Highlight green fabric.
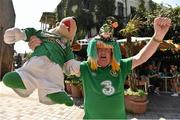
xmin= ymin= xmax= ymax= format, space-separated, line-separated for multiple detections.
xmin=99 ymin=23 xmax=114 ymax=35
xmin=2 ymin=72 xmax=26 ymax=89
xmin=120 ymin=57 xmax=133 ymax=83
xmin=23 ymin=28 xmax=74 ymax=67
xmin=79 ymin=58 xmax=132 ymax=119
xmin=23 ymin=28 xmax=43 ymax=42
xmin=113 ymin=41 xmax=122 ymax=63
xmin=87 ymin=39 xmax=98 ymax=59
xmin=47 ymin=92 xmax=74 ymax=106
xmin=147 ymin=69 xmax=159 ymax=81
xmin=87 ymin=38 xmax=122 ymax=63
xmin=139 ymin=69 xmax=149 ymax=76
xmin=99 ymin=16 xmax=118 ymax=37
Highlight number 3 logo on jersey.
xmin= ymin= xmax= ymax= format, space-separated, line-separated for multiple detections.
xmin=101 ymin=80 xmax=115 ymax=96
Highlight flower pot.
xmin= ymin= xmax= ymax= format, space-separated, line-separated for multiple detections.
xmin=176 ymin=86 xmax=180 ymax=92
xmin=125 ymin=95 xmax=149 ymax=114
xmin=81 ymin=87 xmax=84 ymax=97
xmin=65 ymin=82 xmax=71 ymax=94
xmin=127 ymin=95 xmax=147 ymax=102
xmin=71 ymin=84 xmax=82 ymax=98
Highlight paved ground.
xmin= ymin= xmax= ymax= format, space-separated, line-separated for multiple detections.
xmin=128 ymin=93 xmax=180 ymax=119
xmin=1 ymin=81 xmax=180 ymax=120
xmin=0 ymin=82 xmax=84 ymax=120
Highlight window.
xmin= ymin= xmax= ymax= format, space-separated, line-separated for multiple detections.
xmin=117 ymin=2 xmax=124 ymax=17
xmin=130 ymin=6 xmax=136 ymax=17
xmin=82 ymin=0 xmax=90 ymax=9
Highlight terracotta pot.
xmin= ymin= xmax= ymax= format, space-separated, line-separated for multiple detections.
xmin=71 ymin=84 xmax=82 ymax=98
xmin=65 ymin=82 xmax=71 ymax=94
xmin=81 ymin=88 xmax=84 ymax=97
xmin=176 ymin=86 xmax=180 ymax=92
xmin=125 ymin=95 xmax=149 ymax=114
xmin=127 ymin=95 xmax=147 ymax=102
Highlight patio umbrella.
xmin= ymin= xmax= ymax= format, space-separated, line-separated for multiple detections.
xmin=116 ymin=37 xmax=151 ymax=43
xmin=117 ymin=37 xmax=151 ymax=55
xmin=117 ymin=37 xmax=177 ymax=52
xmin=76 ymin=37 xmax=178 ymax=53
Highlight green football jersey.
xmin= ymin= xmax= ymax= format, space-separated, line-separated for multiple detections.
xmin=23 ymin=28 xmax=74 ymax=67
xmin=80 ymin=58 xmax=132 ymax=119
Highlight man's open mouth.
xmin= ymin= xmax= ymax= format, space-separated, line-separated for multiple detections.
xmin=100 ymin=56 xmax=107 ymax=59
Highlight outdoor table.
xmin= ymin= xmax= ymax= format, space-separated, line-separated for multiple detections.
xmin=160 ymin=76 xmax=174 ymax=92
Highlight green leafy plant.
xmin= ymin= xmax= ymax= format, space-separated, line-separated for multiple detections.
xmin=120 ymin=15 xmax=143 ymax=92
xmin=124 ymin=88 xmax=148 ymax=97
xmin=120 ymin=15 xmax=142 ymax=38
xmin=66 ymin=75 xmax=81 ymax=86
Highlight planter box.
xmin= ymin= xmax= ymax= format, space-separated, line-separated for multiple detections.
xmin=71 ymin=84 xmax=82 ymax=98
xmin=125 ymin=95 xmax=149 ymax=114
xmin=176 ymin=86 xmax=180 ymax=93
xmin=65 ymin=82 xmax=71 ymax=94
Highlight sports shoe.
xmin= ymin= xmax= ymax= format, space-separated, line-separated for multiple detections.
xmin=154 ymin=90 xmax=160 ymax=95
xmin=79 ymin=104 xmax=84 ymax=109
xmin=171 ymin=93 xmax=179 ymax=97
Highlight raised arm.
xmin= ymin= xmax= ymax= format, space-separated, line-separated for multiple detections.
xmin=132 ymin=17 xmax=171 ymax=69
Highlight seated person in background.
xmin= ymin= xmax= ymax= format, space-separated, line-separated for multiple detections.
xmin=147 ymin=64 xmax=161 ymax=95
xmin=139 ymin=66 xmax=149 ymax=81
xmin=170 ymin=65 xmax=179 ymax=96
xmin=139 ymin=66 xmax=150 ymax=86
xmin=161 ymin=66 xmax=170 ymax=76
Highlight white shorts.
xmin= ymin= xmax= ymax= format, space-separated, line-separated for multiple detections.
xmin=15 ymin=56 xmax=64 ymax=105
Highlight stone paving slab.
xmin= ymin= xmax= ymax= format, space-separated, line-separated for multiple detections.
xmin=0 ymin=82 xmax=84 ymax=120
xmin=127 ymin=93 xmax=180 ymax=119
xmin=1 ymin=82 xmax=180 ymax=120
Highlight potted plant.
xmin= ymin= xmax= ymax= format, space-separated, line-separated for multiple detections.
xmin=68 ymin=75 xmax=83 ymax=98
xmin=64 ymin=75 xmax=72 ymax=94
xmin=120 ymin=15 xmax=143 ymax=90
xmin=176 ymin=82 xmax=180 ymax=93
xmin=124 ymin=88 xmax=149 ymax=113
xmin=120 ymin=15 xmax=149 ymax=113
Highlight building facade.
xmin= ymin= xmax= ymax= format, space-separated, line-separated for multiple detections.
xmin=115 ymin=0 xmax=150 ymax=19
xmin=40 ymin=0 xmax=151 ymax=37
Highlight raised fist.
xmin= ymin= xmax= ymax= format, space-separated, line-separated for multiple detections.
xmin=153 ymin=17 xmax=171 ymax=40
